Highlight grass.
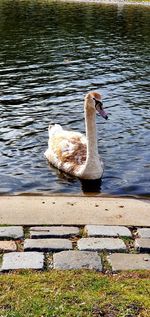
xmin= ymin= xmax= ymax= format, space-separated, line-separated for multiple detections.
xmin=0 ymin=270 xmax=150 ymax=317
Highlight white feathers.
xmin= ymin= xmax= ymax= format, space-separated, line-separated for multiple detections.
xmin=48 ymin=124 xmax=62 ymax=137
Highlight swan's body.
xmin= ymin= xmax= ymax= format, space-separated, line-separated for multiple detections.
xmin=44 ymin=92 xmax=108 ymax=180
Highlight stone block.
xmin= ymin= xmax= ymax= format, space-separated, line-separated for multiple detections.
xmin=0 ymin=252 xmax=44 ymax=271
xmin=24 ymin=238 xmax=72 ymax=252
xmin=135 ymin=238 xmax=150 ymax=253
xmin=0 ymin=226 xmax=23 ymax=239
xmin=85 ymin=225 xmax=132 ymax=237
xmin=137 ymin=228 xmax=150 ymax=238
xmin=0 ymin=241 xmax=16 ymax=252
xmin=78 ymin=238 xmax=126 ymax=252
xmin=53 ymin=251 xmax=102 ymax=271
xmin=30 ymin=226 xmax=79 ymax=238
xmin=108 ymin=253 xmax=150 ymax=271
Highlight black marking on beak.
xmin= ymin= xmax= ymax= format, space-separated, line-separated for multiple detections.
xmin=93 ymin=97 xmax=108 ymax=120
xmin=93 ymin=98 xmax=103 ymax=109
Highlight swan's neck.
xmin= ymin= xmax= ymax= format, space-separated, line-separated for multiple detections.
xmin=80 ymin=104 xmax=103 ymax=179
xmin=85 ymin=108 xmax=99 ymax=160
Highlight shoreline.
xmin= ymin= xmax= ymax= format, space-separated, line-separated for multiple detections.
xmin=60 ymin=0 xmax=150 ymax=6
xmin=0 ymin=195 xmax=150 ymax=226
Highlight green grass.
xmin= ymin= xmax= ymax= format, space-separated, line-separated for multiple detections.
xmin=0 ymin=270 xmax=150 ymax=317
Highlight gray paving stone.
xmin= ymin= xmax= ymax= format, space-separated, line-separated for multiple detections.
xmin=0 ymin=226 xmax=23 ymax=239
xmin=85 ymin=225 xmax=132 ymax=237
xmin=0 ymin=241 xmax=17 ymax=252
xmin=135 ymin=238 xmax=150 ymax=253
xmin=24 ymin=238 xmax=72 ymax=252
xmin=77 ymin=238 xmax=126 ymax=252
xmin=53 ymin=251 xmax=102 ymax=271
xmin=0 ymin=252 xmax=44 ymax=271
xmin=30 ymin=226 xmax=79 ymax=238
xmin=108 ymin=253 xmax=150 ymax=271
xmin=137 ymin=228 xmax=150 ymax=238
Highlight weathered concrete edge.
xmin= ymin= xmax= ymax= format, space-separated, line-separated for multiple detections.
xmin=60 ymin=0 xmax=150 ymax=7
xmin=0 ymin=195 xmax=150 ymax=226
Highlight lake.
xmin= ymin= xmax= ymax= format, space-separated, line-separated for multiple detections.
xmin=0 ymin=0 xmax=150 ymax=196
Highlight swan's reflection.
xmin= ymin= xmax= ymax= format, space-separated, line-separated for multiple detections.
xmin=80 ymin=178 xmax=102 ymax=193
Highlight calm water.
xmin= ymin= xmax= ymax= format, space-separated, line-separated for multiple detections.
xmin=0 ymin=0 xmax=150 ymax=196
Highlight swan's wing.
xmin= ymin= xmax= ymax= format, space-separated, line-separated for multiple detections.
xmin=45 ymin=125 xmax=87 ymax=175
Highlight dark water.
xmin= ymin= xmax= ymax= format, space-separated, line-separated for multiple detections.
xmin=0 ymin=0 xmax=150 ymax=196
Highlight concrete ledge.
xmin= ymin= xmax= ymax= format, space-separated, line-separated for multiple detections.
xmin=60 ymin=0 xmax=150 ymax=7
xmin=0 ymin=196 xmax=149 ymax=226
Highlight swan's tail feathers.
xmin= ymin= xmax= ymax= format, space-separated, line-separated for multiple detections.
xmin=48 ymin=124 xmax=54 ymax=131
xmin=44 ymin=148 xmax=49 ymax=158
xmin=48 ymin=124 xmax=63 ymax=138
xmin=48 ymin=123 xmax=62 ymax=131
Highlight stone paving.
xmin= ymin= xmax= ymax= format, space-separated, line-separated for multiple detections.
xmin=0 ymin=225 xmax=150 ymax=272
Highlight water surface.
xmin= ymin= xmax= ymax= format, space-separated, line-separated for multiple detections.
xmin=0 ymin=0 xmax=150 ymax=195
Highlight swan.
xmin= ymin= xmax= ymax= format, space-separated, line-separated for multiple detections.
xmin=44 ymin=91 xmax=108 ymax=180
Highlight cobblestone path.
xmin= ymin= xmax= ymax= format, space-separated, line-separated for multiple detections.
xmin=0 ymin=225 xmax=150 ymax=272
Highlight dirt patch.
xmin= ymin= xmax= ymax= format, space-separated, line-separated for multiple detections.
xmin=125 ymin=303 xmax=143 ymax=316
xmin=92 ymin=304 xmax=119 ymax=317
xmin=92 ymin=302 xmax=143 ymax=317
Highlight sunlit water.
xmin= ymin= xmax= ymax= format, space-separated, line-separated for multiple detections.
xmin=0 ymin=0 xmax=150 ymax=196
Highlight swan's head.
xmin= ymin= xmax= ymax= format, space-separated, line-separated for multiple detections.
xmin=85 ymin=91 xmax=108 ymax=120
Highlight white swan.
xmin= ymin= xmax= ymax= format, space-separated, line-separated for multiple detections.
xmin=44 ymin=91 xmax=108 ymax=180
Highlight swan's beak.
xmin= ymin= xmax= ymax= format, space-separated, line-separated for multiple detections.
xmin=96 ymin=101 xmax=108 ymax=120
